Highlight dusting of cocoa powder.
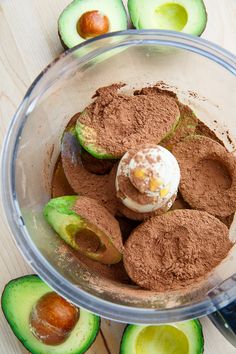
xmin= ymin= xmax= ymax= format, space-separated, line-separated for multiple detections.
xmin=78 ymin=84 xmax=180 ymax=156
xmin=50 ymin=83 xmax=236 ymax=295
xmin=72 ymin=197 xmax=123 ymax=254
xmin=61 ymin=130 xmax=117 ymax=214
xmin=123 ymin=210 xmax=232 ymax=291
xmin=51 ymin=156 xmax=75 ymax=198
xmin=173 ymin=136 xmax=236 ymax=218
xmin=196 ymin=120 xmax=224 ymax=145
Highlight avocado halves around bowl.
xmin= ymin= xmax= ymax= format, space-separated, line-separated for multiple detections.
xmin=43 ymin=196 xmax=123 ymax=264
xmin=128 ymin=0 xmax=207 ymax=36
xmin=1 ymin=275 xmax=100 ymax=354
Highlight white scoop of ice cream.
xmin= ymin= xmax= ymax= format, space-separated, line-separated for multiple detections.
xmin=116 ymin=145 xmax=180 ymax=213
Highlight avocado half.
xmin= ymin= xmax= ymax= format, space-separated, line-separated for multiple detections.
xmin=76 ymin=117 xmax=117 ymax=159
xmin=128 ymin=0 xmax=207 ymax=36
xmin=120 ymin=320 xmax=204 ymax=354
xmin=43 ymin=196 xmax=122 ymax=264
xmin=58 ymin=0 xmax=128 ymax=49
xmin=1 ymin=275 xmax=100 ymax=354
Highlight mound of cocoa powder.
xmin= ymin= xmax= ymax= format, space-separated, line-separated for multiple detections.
xmin=123 ymin=209 xmax=232 ymax=291
xmin=78 ymin=83 xmax=180 ymax=156
xmin=51 ymin=157 xmax=75 ymax=198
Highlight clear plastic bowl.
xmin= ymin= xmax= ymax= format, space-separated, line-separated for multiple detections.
xmin=2 ymin=30 xmax=236 ymax=324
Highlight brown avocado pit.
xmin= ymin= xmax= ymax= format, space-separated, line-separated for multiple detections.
xmin=30 ymin=292 xmax=79 ymax=345
xmin=77 ymin=11 xmax=110 ymax=39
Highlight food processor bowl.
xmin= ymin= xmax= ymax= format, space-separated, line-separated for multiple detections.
xmin=2 ymin=31 xmax=236 ymax=334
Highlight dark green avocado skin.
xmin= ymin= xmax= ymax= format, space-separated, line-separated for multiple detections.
xmin=1 ymin=274 xmax=101 ymax=354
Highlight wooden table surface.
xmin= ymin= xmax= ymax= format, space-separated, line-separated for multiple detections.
xmin=1 ymin=0 xmax=236 ymax=353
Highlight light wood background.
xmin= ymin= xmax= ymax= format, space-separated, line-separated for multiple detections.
xmin=1 ymin=0 xmax=236 ymax=353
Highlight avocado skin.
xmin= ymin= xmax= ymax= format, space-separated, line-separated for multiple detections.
xmin=58 ymin=29 xmax=68 ymax=50
xmin=1 ymin=275 xmax=100 ymax=354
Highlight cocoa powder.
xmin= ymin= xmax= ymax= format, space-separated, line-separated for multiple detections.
xmin=196 ymin=120 xmax=224 ymax=145
xmin=173 ymin=136 xmax=236 ymax=218
xmin=61 ymin=130 xmax=118 ymax=215
xmin=51 ymin=157 xmax=75 ymax=198
xmin=72 ymin=196 xmax=123 ymax=253
xmin=123 ymin=210 xmax=232 ymax=291
xmin=50 ymin=83 xmax=236 ymax=294
xmin=78 ymin=84 xmax=180 ymax=156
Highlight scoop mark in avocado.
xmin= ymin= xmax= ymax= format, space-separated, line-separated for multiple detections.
xmin=128 ymin=0 xmax=207 ymax=36
xmin=120 ymin=320 xmax=204 ymax=354
xmin=43 ymin=196 xmax=122 ymax=264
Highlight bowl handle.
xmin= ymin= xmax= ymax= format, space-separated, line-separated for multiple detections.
xmin=208 ymin=275 xmax=236 ymax=347
xmin=208 ymin=302 xmax=236 ymax=347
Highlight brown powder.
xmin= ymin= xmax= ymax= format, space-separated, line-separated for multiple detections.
xmin=78 ymin=83 xmax=180 ymax=156
xmin=173 ymin=136 xmax=236 ymax=218
xmin=51 ymin=156 xmax=75 ymax=198
xmin=68 ymin=248 xmax=131 ymax=284
xmin=75 ymin=229 xmax=101 ymax=253
xmin=161 ymin=103 xmax=198 ymax=150
xmin=72 ymin=197 xmax=123 ymax=253
xmin=61 ymin=130 xmax=117 ymax=215
xmin=81 ymin=148 xmax=115 ymax=175
xmin=196 ymin=120 xmax=224 ymax=145
xmin=123 ymin=209 xmax=232 ymax=291
xmin=50 ymin=83 xmax=236 ymax=294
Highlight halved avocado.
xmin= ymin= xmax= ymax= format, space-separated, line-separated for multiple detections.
xmin=120 ymin=320 xmax=204 ymax=354
xmin=1 ymin=275 xmax=100 ymax=354
xmin=76 ymin=117 xmax=117 ymax=159
xmin=128 ymin=0 xmax=207 ymax=36
xmin=58 ymin=0 xmax=128 ymax=49
xmin=161 ymin=102 xmax=198 ymax=151
xmin=43 ymin=196 xmax=122 ymax=264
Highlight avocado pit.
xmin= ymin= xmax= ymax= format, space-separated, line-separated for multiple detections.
xmin=30 ymin=292 xmax=79 ymax=345
xmin=77 ymin=11 xmax=109 ymax=39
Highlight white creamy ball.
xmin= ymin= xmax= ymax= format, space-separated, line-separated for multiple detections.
xmin=116 ymin=145 xmax=180 ymax=213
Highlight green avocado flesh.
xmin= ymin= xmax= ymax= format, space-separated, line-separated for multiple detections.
xmin=1 ymin=275 xmax=100 ymax=354
xmin=120 ymin=320 xmax=204 ymax=354
xmin=161 ymin=105 xmax=198 ymax=150
xmin=44 ymin=196 xmax=122 ymax=264
xmin=128 ymin=0 xmax=207 ymax=36
xmin=58 ymin=0 xmax=128 ymax=49
xmin=76 ymin=119 xmax=117 ymax=159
